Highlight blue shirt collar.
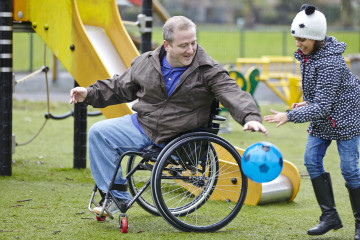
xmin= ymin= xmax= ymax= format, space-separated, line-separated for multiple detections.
xmin=162 ymin=55 xmax=187 ymax=71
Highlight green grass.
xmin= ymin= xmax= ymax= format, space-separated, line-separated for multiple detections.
xmin=0 ymin=100 xmax=356 ymax=239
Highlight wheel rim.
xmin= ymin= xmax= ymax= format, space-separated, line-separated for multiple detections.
xmin=151 ymin=133 xmax=248 ymax=232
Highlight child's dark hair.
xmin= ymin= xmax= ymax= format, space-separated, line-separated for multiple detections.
xmin=314 ymin=40 xmax=325 ymax=52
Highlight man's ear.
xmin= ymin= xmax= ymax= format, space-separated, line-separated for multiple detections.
xmin=164 ymin=40 xmax=169 ymax=51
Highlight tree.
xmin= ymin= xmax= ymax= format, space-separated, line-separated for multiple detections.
xmin=341 ymin=0 xmax=354 ymax=28
xmin=244 ymin=0 xmax=261 ymax=28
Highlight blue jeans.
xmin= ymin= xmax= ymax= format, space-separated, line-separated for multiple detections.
xmin=88 ymin=115 xmax=154 ymax=200
xmin=304 ymin=134 xmax=360 ymax=189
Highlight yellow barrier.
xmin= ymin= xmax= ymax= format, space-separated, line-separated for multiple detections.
xmin=236 ymin=56 xmax=302 ymax=108
xmin=236 ymin=56 xmax=351 ymax=108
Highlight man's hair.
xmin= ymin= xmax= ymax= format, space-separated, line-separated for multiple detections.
xmin=163 ymin=16 xmax=196 ymax=44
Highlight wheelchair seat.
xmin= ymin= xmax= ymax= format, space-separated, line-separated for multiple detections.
xmin=141 ymin=145 xmax=163 ymax=162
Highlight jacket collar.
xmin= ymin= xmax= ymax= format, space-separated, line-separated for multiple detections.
xmin=294 ymin=36 xmax=346 ymax=61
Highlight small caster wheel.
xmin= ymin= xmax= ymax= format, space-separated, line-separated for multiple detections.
xmin=96 ymin=216 xmax=106 ymax=221
xmin=119 ymin=214 xmax=128 ymax=233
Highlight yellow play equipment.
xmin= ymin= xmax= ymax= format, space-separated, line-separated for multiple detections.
xmin=13 ymin=0 xmax=138 ymax=119
xmin=236 ymin=56 xmax=351 ymax=108
xmin=12 ymin=0 xmax=301 ymax=206
xmin=177 ymin=144 xmax=300 ymax=206
xmin=215 ymin=146 xmax=300 ymax=206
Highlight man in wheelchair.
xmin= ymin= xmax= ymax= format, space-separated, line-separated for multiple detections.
xmin=70 ymin=16 xmax=268 ymax=217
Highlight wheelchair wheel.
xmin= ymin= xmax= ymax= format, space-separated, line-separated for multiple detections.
xmin=151 ymin=132 xmax=248 ymax=232
xmin=127 ymin=155 xmax=159 ymax=216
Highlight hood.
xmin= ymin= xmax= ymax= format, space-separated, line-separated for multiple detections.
xmin=294 ymin=36 xmax=346 ymax=61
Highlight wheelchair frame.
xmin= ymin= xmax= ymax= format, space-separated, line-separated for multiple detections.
xmin=88 ymin=99 xmax=248 ymax=233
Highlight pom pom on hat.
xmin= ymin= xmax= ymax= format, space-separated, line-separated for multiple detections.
xmin=304 ymin=5 xmax=315 ymax=15
xmin=291 ymin=5 xmax=327 ymax=41
xmin=300 ymin=4 xmax=315 ymax=14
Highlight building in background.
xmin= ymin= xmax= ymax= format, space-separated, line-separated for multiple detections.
xmin=119 ymin=0 xmax=358 ymax=28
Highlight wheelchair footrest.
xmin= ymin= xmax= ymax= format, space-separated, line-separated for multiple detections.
xmin=112 ymin=184 xmax=128 ymax=191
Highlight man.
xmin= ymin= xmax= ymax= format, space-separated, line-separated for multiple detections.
xmin=70 ymin=16 xmax=267 ymax=216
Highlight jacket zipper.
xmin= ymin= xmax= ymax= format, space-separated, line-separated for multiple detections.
xmin=327 ymin=116 xmax=336 ymax=127
xmin=298 ymin=51 xmax=335 ymax=128
xmin=298 ymin=50 xmax=310 ymax=79
xmin=153 ymin=75 xmax=168 ymax=141
xmin=154 ymin=66 xmax=199 ymax=142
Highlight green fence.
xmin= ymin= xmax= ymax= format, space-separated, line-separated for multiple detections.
xmin=150 ymin=26 xmax=360 ymax=64
xmin=13 ymin=26 xmax=360 ymax=71
xmin=196 ymin=27 xmax=360 ymax=64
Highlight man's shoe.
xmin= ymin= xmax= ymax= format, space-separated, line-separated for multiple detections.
xmin=93 ymin=198 xmax=127 ymax=216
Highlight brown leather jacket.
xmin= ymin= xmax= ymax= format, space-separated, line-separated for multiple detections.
xmin=85 ymin=44 xmax=261 ymax=144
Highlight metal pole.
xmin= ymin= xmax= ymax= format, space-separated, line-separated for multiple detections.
xmin=282 ymin=30 xmax=287 ymax=56
xmin=73 ymin=81 xmax=87 ymax=169
xmin=240 ymin=29 xmax=245 ymax=58
xmin=29 ymin=33 xmax=33 ymax=72
xmin=0 ymin=0 xmax=13 ymax=176
xmin=140 ymin=0 xmax=153 ymax=53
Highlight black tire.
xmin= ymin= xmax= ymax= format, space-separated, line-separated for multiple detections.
xmin=127 ymin=155 xmax=159 ymax=216
xmin=151 ymin=132 xmax=248 ymax=232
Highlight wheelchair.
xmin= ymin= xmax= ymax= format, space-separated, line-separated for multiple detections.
xmin=88 ymin=99 xmax=248 ymax=233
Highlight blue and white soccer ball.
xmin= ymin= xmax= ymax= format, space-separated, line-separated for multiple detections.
xmin=241 ymin=142 xmax=283 ymax=183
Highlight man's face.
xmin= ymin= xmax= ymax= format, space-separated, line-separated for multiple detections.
xmin=164 ymin=28 xmax=197 ymax=68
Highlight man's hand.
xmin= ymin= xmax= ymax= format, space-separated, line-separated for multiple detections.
xmin=70 ymin=87 xmax=88 ymax=104
xmin=243 ymin=121 xmax=268 ymax=136
xmin=263 ymin=109 xmax=288 ymax=128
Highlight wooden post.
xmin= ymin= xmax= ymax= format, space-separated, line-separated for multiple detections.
xmin=140 ymin=0 xmax=152 ymax=53
xmin=73 ymin=81 xmax=87 ymax=169
xmin=0 ymin=0 xmax=13 ymax=176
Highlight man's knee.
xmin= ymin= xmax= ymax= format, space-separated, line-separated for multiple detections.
xmin=88 ymin=123 xmax=100 ymax=141
xmin=88 ymin=120 xmax=112 ymax=147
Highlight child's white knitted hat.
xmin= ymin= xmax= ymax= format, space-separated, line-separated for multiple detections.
xmin=291 ymin=5 xmax=327 ymax=41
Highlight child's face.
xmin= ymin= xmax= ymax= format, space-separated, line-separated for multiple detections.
xmin=295 ymin=37 xmax=316 ymax=55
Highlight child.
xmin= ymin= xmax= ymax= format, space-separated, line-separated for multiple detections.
xmin=264 ymin=5 xmax=360 ymax=239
